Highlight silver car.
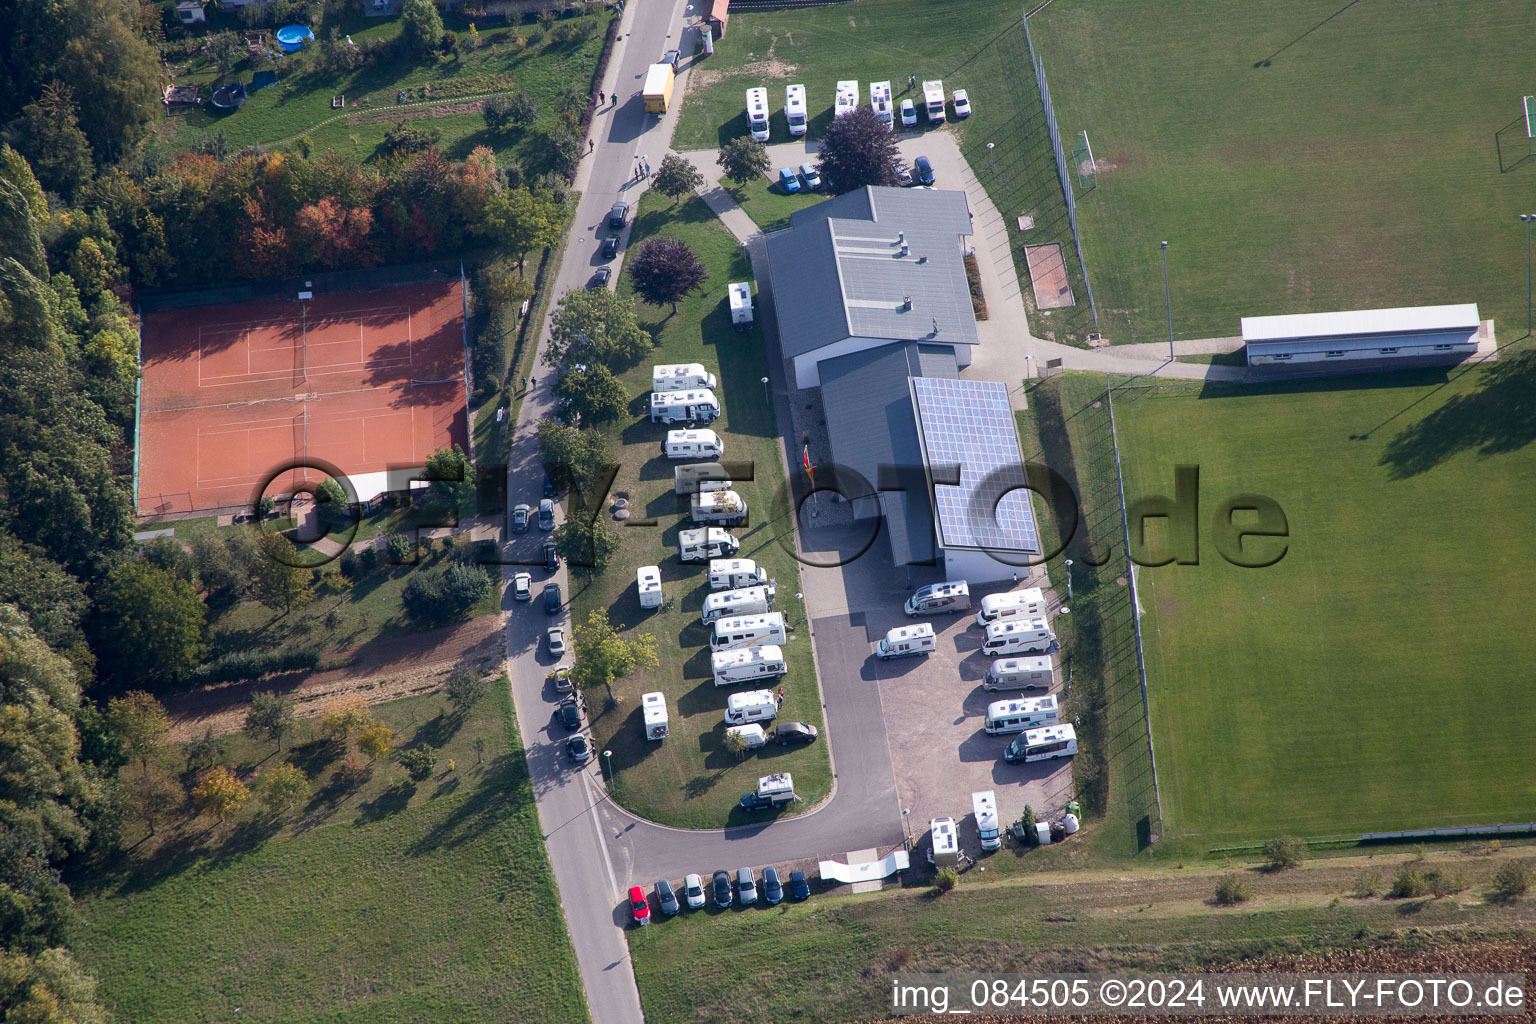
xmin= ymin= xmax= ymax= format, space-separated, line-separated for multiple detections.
xmin=736 ymin=866 xmax=757 ymax=906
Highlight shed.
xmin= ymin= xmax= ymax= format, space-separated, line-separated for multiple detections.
xmin=176 ymin=1 xmax=206 ymax=24
xmin=705 ymin=0 xmax=729 ymax=38
xmin=1242 ymin=304 xmax=1481 ymax=367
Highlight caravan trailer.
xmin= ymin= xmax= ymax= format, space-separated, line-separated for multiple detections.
xmin=983 ymin=695 xmax=1060 ymax=735
xmin=662 ymin=429 xmax=724 ymax=460
xmin=709 ymin=558 xmax=768 ymax=590
xmin=785 ymin=84 xmax=808 ymax=136
xmin=981 ymin=617 xmax=1056 ymax=656
xmin=972 ymin=791 xmax=1002 ymax=852
xmin=729 ymin=282 xmax=753 ymax=324
xmin=652 ymin=363 xmax=717 ymax=393
xmin=1003 ymin=723 xmax=1078 ymax=764
xmin=834 ymin=80 xmax=859 ymax=118
xmin=975 ymin=588 xmax=1047 ymax=626
xmin=746 ymin=87 xmax=770 ymax=141
xmin=678 ymin=527 xmax=739 ymax=562
xmin=904 ymin=580 xmax=970 ymax=616
xmin=928 ymin=816 xmax=959 ymax=867
xmin=636 ymin=565 xmax=662 ymax=609
xmin=641 ymin=691 xmax=669 ymax=741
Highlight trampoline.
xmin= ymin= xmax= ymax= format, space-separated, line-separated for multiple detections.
xmin=210 ymin=83 xmax=247 ymax=111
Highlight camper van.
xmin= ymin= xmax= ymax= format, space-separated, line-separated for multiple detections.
xmin=834 ymin=80 xmax=859 ymax=118
xmin=739 ymin=772 xmax=796 ymax=810
xmin=641 ymin=691 xmax=668 ymax=741
xmin=1004 ymin=723 xmax=1078 ymax=764
xmin=652 ymin=363 xmax=717 ymax=393
xmin=725 ymin=723 xmax=767 ymax=751
xmin=729 ymin=282 xmax=753 ymax=324
xmin=976 ymin=588 xmax=1047 ymax=626
xmin=712 ymin=645 xmax=786 ymax=686
xmin=904 ymin=580 xmax=971 ymax=616
xmin=922 ymin=79 xmax=946 ymax=122
xmin=701 ymin=584 xmax=776 ymax=624
xmin=678 ymin=527 xmax=739 ymax=563
xmin=724 ymin=688 xmax=779 ymax=726
xmin=746 ymin=87 xmax=770 ymax=141
xmin=636 ymin=565 xmax=662 ymax=609
xmin=785 ymin=84 xmax=808 ymax=136
xmin=928 ymin=816 xmax=959 ymax=867
xmin=984 ymin=655 xmax=1054 ymax=693
xmin=689 ymin=489 xmax=747 ymax=526
xmin=870 ymin=80 xmax=893 ymax=129
xmin=710 ymin=612 xmax=788 ymax=652
xmin=650 ymin=389 xmax=721 ymax=425
xmin=662 ymin=429 xmax=724 ymax=460
xmin=983 ymin=695 xmax=1060 ymax=735
xmin=981 ymin=617 xmax=1057 ymax=657
xmin=674 ymin=462 xmax=731 ymax=495
xmin=972 ymin=791 xmax=1002 ymax=852
xmin=709 ymin=558 xmax=768 ymax=591
xmin=875 ymin=622 xmax=936 ymax=660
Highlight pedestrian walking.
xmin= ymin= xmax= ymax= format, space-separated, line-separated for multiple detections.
xmin=521 ymin=376 xmax=528 ymax=391
xmin=644 ymin=160 xmax=651 ymax=177
xmin=908 ymin=73 xmax=916 ymax=90
xmin=529 ymin=375 xmax=537 ymax=388
xmin=599 ymin=90 xmax=606 ymax=104
xmin=589 ymin=139 xmax=595 ymax=153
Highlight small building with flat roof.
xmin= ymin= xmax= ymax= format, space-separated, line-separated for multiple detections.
xmin=1242 ymin=304 xmax=1481 ymax=367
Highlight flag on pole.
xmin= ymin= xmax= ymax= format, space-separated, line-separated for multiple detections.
xmin=801 ymin=445 xmax=814 ymax=484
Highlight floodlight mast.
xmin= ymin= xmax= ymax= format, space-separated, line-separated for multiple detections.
xmin=1160 ymin=241 xmax=1173 ymax=360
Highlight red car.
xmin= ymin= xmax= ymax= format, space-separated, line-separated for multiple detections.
xmin=628 ymin=885 xmax=651 ymax=924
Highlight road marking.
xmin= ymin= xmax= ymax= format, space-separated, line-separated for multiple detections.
xmin=581 ymin=769 xmax=623 ymax=904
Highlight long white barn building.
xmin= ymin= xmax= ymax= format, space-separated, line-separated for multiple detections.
xmin=1242 ymin=304 xmax=1481 ymax=367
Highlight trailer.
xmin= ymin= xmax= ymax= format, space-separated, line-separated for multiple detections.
xmin=729 ymin=282 xmax=753 ymax=324
xmin=641 ymin=691 xmax=669 ymax=740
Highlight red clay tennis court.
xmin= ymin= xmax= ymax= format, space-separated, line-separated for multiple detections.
xmin=137 ymin=280 xmax=468 ymax=516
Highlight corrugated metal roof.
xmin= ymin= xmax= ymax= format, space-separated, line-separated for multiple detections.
xmin=1241 ymin=304 xmax=1479 ymax=343
xmin=1247 ymin=329 xmax=1478 ymax=356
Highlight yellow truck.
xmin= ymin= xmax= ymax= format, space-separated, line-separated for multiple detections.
xmin=642 ymin=62 xmax=675 ymax=113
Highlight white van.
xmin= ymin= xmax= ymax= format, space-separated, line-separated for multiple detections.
xmin=976 ymin=587 xmax=1047 ymax=626
xmin=981 ymin=617 xmax=1056 ymax=657
xmin=674 ymin=462 xmax=730 ymax=494
xmin=1004 ymin=723 xmax=1078 ymax=764
xmin=690 ymin=489 xmax=747 ymax=526
xmin=712 ymin=645 xmax=786 ymax=686
xmin=709 ymin=558 xmax=768 ymax=591
xmin=662 ymin=429 xmax=724 ymax=460
xmin=653 ymin=362 xmax=717 ymax=393
xmin=922 ymin=79 xmax=946 ymax=122
xmin=710 ymin=612 xmax=788 ymax=652
xmin=785 ymin=83 xmax=808 ymax=136
xmin=984 ymin=655 xmax=1054 ymax=693
xmin=875 ymin=622 xmax=935 ymax=660
xmin=701 ymin=584 xmax=775 ymax=624
xmin=904 ymin=580 xmax=970 ymax=616
xmin=637 ymin=565 xmax=662 ymax=609
xmin=746 ymin=87 xmax=770 ymax=141
xmin=650 ymin=389 xmax=720 ymax=425
xmin=870 ymin=80 xmax=893 ymax=129
xmin=834 ymin=80 xmax=859 ymax=118
xmin=972 ymin=790 xmax=1002 ymax=852
xmin=928 ymin=816 xmax=959 ymax=868
xmin=724 ymin=688 xmax=779 ymax=726
xmin=984 ymin=695 xmax=1059 ymax=735
xmin=641 ymin=691 xmax=668 ymax=741
xmin=725 ymin=723 xmax=767 ymax=751
xmin=678 ymin=527 xmax=739 ymax=562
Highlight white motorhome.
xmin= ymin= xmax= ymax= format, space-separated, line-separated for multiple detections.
xmin=928 ymin=816 xmax=959 ymax=867
xmin=712 ymin=645 xmax=786 ymax=686
xmin=709 ymin=558 xmax=768 ymax=591
xmin=741 ymin=771 xmax=796 ymax=809
xmin=984 ymin=695 xmax=1060 ymax=735
xmin=675 ymin=463 xmax=731 ymax=495
xmin=724 ymin=688 xmax=779 ymax=725
xmin=875 ymin=622 xmax=936 ymax=660
xmin=701 ymin=584 xmax=776 ymax=624
xmin=729 ymin=281 xmax=753 ymax=324
xmin=652 ymin=362 xmax=717 ymax=393
xmin=984 ymin=655 xmax=1054 ymax=693
xmin=650 ymin=389 xmax=720 ymax=425
xmin=746 ymin=87 xmax=770 ymax=141
xmin=904 ymin=580 xmax=970 ymax=616
xmin=690 ymin=489 xmax=747 ymax=526
xmin=976 ymin=587 xmax=1047 ymax=626
xmin=972 ymin=790 xmax=1002 ymax=852
xmin=710 ymin=612 xmax=788 ymax=652
xmin=922 ymin=79 xmax=946 ymax=122
xmin=834 ymin=80 xmax=859 ymax=118
xmin=1004 ymin=723 xmax=1078 ymax=764
xmin=785 ymin=83 xmax=808 ymax=136
xmin=641 ymin=691 xmax=669 ymax=740
xmin=870 ymin=80 xmax=893 ymax=129
xmin=637 ymin=565 xmax=662 ymax=609
xmin=725 ymin=723 xmax=767 ymax=751
xmin=981 ymin=617 xmax=1056 ymax=656
xmin=662 ymin=429 xmax=724 ymax=460
xmin=678 ymin=527 xmax=739 ymax=562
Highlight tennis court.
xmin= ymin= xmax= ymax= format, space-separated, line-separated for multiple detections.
xmin=137 ymin=280 xmax=468 ymax=515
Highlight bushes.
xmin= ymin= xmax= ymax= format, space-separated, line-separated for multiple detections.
xmin=188 ymin=647 xmax=322 ymax=685
xmin=1262 ymin=836 xmax=1306 ymax=871
xmin=401 ymin=562 xmax=493 ymax=623
xmin=1388 ymin=866 xmax=1429 ymax=899
xmin=1492 ymin=859 xmax=1532 ymax=901
xmin=932 ymin=867 xmax=957 ymax=894
xmin=1213 ymin=874 xmax=1251 ymax=905
xmin=398 ymin=745 xmax=438 ymax=781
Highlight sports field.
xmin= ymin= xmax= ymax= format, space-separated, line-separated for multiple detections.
xmin=138 ymin=280 xmax=468 ymax=515
xmin=1030 ymin=0 xmax=1536 ymax=343
xmin=1114 ymin=354 xmax=1536 ymax=842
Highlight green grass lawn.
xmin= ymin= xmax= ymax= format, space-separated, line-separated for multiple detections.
xmin=722 ymin=179 xmax=824 ymax=233
xmin=1114 ymin=353 xmax=1536 ymax=843
xmin=563 ymin=192 xmax=830 ymax=828
xmin=74 ymin=685 xmax=588 ymax=1024
xmin=1030 ymin=0 xmax=1536 ymax=344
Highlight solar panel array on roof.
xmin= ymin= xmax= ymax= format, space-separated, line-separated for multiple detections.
xmin=911 ymin=377 xmax=1039 ymax=554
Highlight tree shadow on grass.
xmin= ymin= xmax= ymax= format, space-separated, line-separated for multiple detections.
xmin=406 ymin=754 xmax=517 ymax=855
xmin=355 ymin=779 xmax=417 ymax=824
xmin=1378 ymin=351 xmax=1536 ymax=479
xmin=409 ymin=711 xmax=464 ymax=750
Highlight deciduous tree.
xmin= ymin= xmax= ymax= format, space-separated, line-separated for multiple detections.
xmin=244 ymin=691 xmax=295 ymax=752
xmin=6 ymin=84 xmax=93 ymax=199
xmin=628 ymin=237 xmax=707 ymax=313
xmin=192 ymin=765 xmax=250 ymax=822
xmin=319 ymin=697 xmax=370 ymax=746
xmin=535 ymin=421 xmax=612 ymax=499
xmin=815 ymin=105 xmax=900 ymax=193
xmin=717 ymin=136 xmax=770 ymax=185
xmin=652 ymin=154 xmax=703 ymax=204
xmin=0 ymin=947 xmax=107 ymax=1024
xmin=553 ymin=363 xmax=627 ymax=426
xmin=91 ymin=560 xmax=208 ymax=689
xmin=250 ymin=533 xmax=314 ymax=614
xmin=359 ymin=721 xmax=396 ymax=763
xmin=570 ymin=609 xmax=658 ymax=702
xmin=444 ymin=668 xmax=490 ymax=717
xmin=478 ymin=186 xmax=565 ymax=274
xmin=400 ymin=0 xmax=445 ymax=56
xmin=553 ymin=515 xmax=619 ymax=575
xmin=256 ymin=761 xmax=309 ymax=814
xmin=106 ymin=690 xmax=170 ymax=777
xmin=544 ymin=288 xmax=651 ymax=370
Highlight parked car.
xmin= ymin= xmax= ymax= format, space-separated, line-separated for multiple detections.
xmin=952 ymin=89 xmax=971 ymax=119
xmin=736 ymin=866 xmax=757 ymax=906
xmin=628 ymin=885 xmax=650 ymax=924
xmin=538 ymin=497 xmax=556 ymax=531
xmin=543 ymin=474 xmax=558 ymax=498
xmin=601 ymin=234 xmax=619 ymax=259
xmin=549 ymin=666 xmax=573 ymax=694
xmin=557 ymin=697 xmax=583 ymax=731
xmin=788 ymin=869 xmax=810 ymax=900
xmin=512 ymin=572 xmax=532 ymax=602
xmin=609 ymin=201 xmax=630 ymax=228
xmin=798 ymin=162 xmax=822 ymax=191
xmin=654 ymin=878 xmax=680 ymax=916
xmin=512 ymin=503 xmax=531 ymax=532
xmin=544 ymin=582 xmax=561 ymax=614
xmin=893 ymin=160 xmax=913 ymax=186
xmin=900 ymin=98 xmax=917 ymax=127
xmin=914 ymin=155 xmax=935 ymax=185
xmin=546 ymin=625 xmax=566 ymax=656
xmin=773 ymin=722 xmax=819 ymax=745
xmin=712 ymin=869 xmax=732 ymax=908
xmin=661 ymin=48 xmax=680 ymax=69
xmin=778 ymin=167 xmax=801 ymax=194
xmin=566 ymin=732 xmax=592 ymax=765
xmin=543 ymin=538 xmax=559 ymax=571
xmin=588 ymin=267 xmax=611 ymax=289
xmin=762 ymin=866 xmax=783 ymax=905
xmin=683 ymin=873 xmax=706 ymax=909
